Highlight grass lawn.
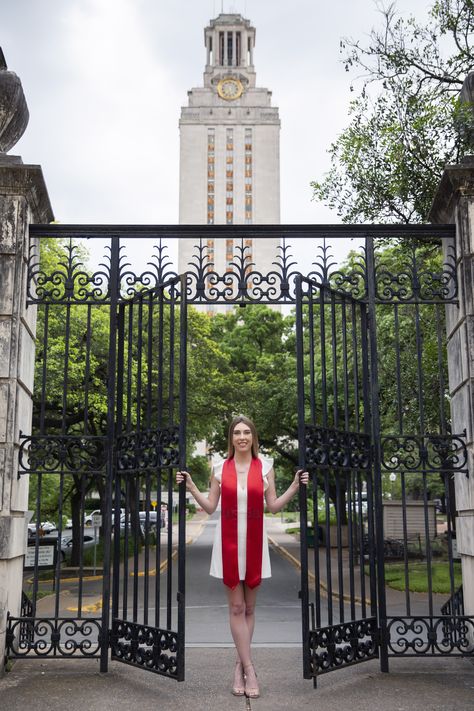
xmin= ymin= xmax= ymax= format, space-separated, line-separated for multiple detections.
xmin=385 ymin=561 xmax=462 ymax=594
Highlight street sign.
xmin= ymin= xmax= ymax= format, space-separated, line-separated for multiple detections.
xmin=91 ymin=514 xmax=102 ymax=528
xmin=151 ymin=500 xmax=157 ymax=510
xmin=25 ymin=545 xmax=55 ymax=569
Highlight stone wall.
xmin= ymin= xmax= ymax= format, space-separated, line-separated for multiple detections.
xmin=430 ymin=156 xmax=474 ymax=616
xmin=0 ymin=158 xmax=53 ymax=673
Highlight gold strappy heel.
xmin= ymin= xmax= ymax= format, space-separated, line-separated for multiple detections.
xmin=243 ymin=663 xmax=260 ymax=699
xmin=232 ymin=661 xmax=245 ymax=696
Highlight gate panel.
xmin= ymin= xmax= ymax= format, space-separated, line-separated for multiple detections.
xmin=110 ymin=276 xmax=187 ymax=680
xmin=364 ymin=238 xmax=473 ymax=659
xmin=296 ymin=275 xmax=378 ymax=684
xmin=6 ymin=240 xmax=111 ymax=662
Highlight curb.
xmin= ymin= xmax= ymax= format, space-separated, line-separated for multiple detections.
xmin=268 ymin=534 xmax=371 ymax=607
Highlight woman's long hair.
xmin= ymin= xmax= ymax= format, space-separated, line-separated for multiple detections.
xmin=227 ymin=415 xmax=259 ymax=459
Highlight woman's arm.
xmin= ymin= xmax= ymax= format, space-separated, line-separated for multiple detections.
xmin=176 ymin=470 xmax=221 ymax=515
xmin=264 ymin=468 xmax=309 ymax=514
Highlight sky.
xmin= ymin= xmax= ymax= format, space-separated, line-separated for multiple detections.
xmin=2 ymin=0 xmax=433 ymax=269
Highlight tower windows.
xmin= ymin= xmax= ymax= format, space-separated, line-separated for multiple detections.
xmin=244 ymin=128 xmax=253 ymax=224
xmin=219 ymin=32 xmax=224 ymax=65
xmin=207 ymin=128 xmax=215 ymax=224
xmin=226 ymin=128 xmax=234 ymax=224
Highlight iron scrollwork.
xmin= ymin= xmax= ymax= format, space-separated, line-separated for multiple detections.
xmin=19 ymin=434 xmax=108 ymax=475
xmin=387 ymin=616 xmax=474 ymax=656
xmin=6 ymin=616 xmax=102 ymax=658
xmin=111 ymin=620 xmax=179 ymax=677
xmin=310 ymin=618 xmax=378 ymax=675
xmin=27 ymin=228 xmax=458 ymax=306
xmin=116 ymin=426 xmax=180 ymax=472
xmin=28 ymin=240 xmax=110 ymax=303
xmin=305 ymin=425 xmax=371 ymax=470
xmin=373 ymin=240 xmax=457 ymax=302
xmin=381 ymin=434 xmax=468 ymax=473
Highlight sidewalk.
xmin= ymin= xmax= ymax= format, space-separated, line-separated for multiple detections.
xmin=2 ymin=649 xmax=473 ymax=710
xmin=266 ymin=517 xmax=448 ymax=615
xmin=2 ymin=513 xmax=472 ymax=709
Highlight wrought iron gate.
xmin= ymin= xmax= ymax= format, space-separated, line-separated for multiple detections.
xmin=5 ymin=234 xmax=187 ymax=680
xmin=296 ymin=274 xmax=379 ymax=684
xmin=295 ymin=234 xmax=472 ymax=685
xmin=6 ymin=223 xmax=471 ymax=685
xmin=109 ymin=277 xmax=187 ymax=679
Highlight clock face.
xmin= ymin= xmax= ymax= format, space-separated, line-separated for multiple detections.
xmin=217 ymin=78 xmax=243 ymax=101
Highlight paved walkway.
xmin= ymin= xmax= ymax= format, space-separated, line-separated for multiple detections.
xmin=2 ymin=512 xmax=473 ymax=709
xmin=265 ymin=517 xmax=448 ymax=616
xmin=2 ymin=650 xmax=473 ymax=710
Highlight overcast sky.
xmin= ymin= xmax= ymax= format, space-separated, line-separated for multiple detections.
xmin=2 ymin=0 xmax=433 ymax=267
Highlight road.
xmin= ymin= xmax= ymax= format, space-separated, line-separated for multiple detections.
xmin=184 ymin=512 xmax=303 ymax=645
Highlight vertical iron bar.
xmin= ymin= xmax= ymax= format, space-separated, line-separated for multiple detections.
xmin=112 ymin=304 xmax=125 ymax=626
xmin=177 ymin=274 xmax=188 ymax=681
xmin=365 ymin=236 xmax=388 ymax=672
xmin=100 ymin=235 xmax=120 ymax=673
xmin=295 ymin=275 xmax=311 ymax=680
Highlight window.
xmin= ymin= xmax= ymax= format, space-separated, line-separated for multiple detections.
xmin=207 ymin=128 xmax=215 ymax=224
xmin=225 ymin=128 xmax=234 ymax=224
xmin=236 ymin=32 xmax=241 ymax=66
xmin=219 ymin=32 xmax=224 ymax=65
xmin=243 ymin=129 xmax=252 ymax=224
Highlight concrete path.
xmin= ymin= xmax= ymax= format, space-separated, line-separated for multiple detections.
xmin=2 ymin=650 xmax=473 ymax=710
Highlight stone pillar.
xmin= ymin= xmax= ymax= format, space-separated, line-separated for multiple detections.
xmin=430 ymin=156 xmax=474 ymax=616
xmin=0 ymin=158 xmax=53 ymax=673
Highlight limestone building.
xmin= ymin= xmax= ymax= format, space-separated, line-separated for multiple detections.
xmin=178 ymin=13 xmax=280 ymax=282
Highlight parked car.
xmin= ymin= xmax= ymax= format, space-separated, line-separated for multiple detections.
xmin=60 ymin=534 xmax=97 ymax=561
xmin=27 ymin=521 xmax=57 ymax=537
xmin=84 ymin=508 xmax=125 ymax=526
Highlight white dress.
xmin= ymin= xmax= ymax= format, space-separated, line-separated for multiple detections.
xmin=209 ymin=454 xmax=273 ymax=581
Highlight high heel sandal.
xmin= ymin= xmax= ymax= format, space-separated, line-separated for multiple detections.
xmin=232 ymin=661 xmax=245 ymax=696
xmin=243 ymin=663 xmax=260 ymax=699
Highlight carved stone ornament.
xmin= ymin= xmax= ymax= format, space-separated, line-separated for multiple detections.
xmin=0 ymin=47 xmax=29 ymax=153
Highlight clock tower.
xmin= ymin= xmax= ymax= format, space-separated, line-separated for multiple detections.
xmin=178 ymin=13 xmax=281 ymax=284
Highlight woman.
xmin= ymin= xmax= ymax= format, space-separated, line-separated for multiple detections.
xmin=176 ymin=415 xmax=309 ymax=699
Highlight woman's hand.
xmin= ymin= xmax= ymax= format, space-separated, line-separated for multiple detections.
xmin=294 ymin=469 xmax=309 ymax=487
xmin=176 ymin=470 xmax=194 ymax=490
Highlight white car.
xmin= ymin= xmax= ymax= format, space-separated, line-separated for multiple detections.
xmin=27 ymin=521 xmax=57 ymax=537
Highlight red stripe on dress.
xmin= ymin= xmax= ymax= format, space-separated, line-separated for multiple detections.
xmin=221 ymin=457 xmax=263 ymax=589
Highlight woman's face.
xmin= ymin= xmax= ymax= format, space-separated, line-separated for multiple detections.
xmin=232 ymin=422 xmax=253 ymax=455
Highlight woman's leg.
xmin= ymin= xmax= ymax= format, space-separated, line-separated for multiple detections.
xmin=226 ymin=583 xmax=260 ymax=695
xmin=226 ymin=582 xmax=252 ymax=667
xmin=243 ymin=583 xmax=258 ymax=643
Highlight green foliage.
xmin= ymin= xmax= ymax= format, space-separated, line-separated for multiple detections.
xmin=385 ymin=560 xmax=462 ymax=593
xmin=312 ymin=1 xmax=474 ymax=223
xmin=206 ymin=305 xmax=299 ymax=494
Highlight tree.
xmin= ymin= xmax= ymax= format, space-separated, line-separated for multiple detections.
xmin=206 ymin=305 xmax=300 ymax=494
xmin=312 ymin=0 xmax=474 ymax=223
xmin=29 ymin=239 xmax=230 ymax=558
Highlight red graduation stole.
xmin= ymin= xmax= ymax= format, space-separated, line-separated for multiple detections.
xmin=221 ymin=457 xmax=264 ymax=589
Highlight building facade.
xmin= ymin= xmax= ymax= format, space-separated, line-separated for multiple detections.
xmin=178 ymin=13 xmax=280 ymax=282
